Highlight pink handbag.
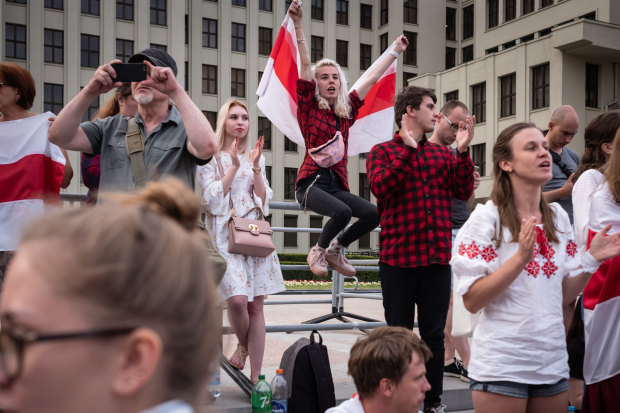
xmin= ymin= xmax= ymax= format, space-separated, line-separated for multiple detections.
xmin=216 ymin=156 xmax=275 ymax=258
xmin=308 ymin=131 xmax=345 ymax=168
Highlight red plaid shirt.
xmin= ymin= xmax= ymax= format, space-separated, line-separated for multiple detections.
xmin=366 ymin=132 xmax=474 ymax=267
xmin=295 ymin=79 xmax=364 ymax=191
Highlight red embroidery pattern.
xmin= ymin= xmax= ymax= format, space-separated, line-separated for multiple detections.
xmin=458 ymin=241 xmax=497 ymax=263
xmin=521 ymin=228 xmax=559 ymax=278
xmin=542 ymin=260 xmax=558 ymax=279
xmin=566 ymin=240 xmax=577 ymax=258
xmin=526 ymin=260 xmax=540 ymax=277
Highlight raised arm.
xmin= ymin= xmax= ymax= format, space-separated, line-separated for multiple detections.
xmin=354 ymin=35 xmax=408 ymax=100
xmin=288 ymin=0 xmax=311 ymax=81
xmin=49 ymin=60 xmax=122 ymax=153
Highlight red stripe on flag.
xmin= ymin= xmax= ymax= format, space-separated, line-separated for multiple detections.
xmin=0 ymin=154 xmax=64 ymax=203
xmin=357 ymin=72 xmax=396 ymax=120
xmin=271 ymin=25 xmax=298 ymax=103
xmin=584 ymin=229 xmax=620 ymax=310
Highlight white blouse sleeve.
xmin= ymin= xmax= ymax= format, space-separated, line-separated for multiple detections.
xmin=572 ymin=170 xmax=604 ymax=251
xmin=548 ymin=203 xmax=582 ymax=279
xmin=196 ymin=158 xmax=230 ymax=216
xmin=451 ymin=201 xmax=502 ymax=296
xmin=252 ymin=155 xmax=274 ymax=216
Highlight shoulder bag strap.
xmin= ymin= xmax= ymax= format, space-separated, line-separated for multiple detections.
xmin=334 ymin=113 xmax=340 ymax=132
xmin=125 ymin=119 xmax=148 ymax=188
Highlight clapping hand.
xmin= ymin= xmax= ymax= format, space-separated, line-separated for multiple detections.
xmin=252 ymin=135 xmax=265 ymax=169
xmin=516 ymin=217 xmax=537 ymax=266
xmin=400 ymin=114 xmax=418 ymax=148
xmin=456 ymin=115 xmax=476 ymax=154
xmin=589 ymin=224 xmax=620 ymax=263
xmin=230 ymin=137 xmax=241 ymax=169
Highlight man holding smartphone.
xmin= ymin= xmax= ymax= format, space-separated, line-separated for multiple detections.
xmin=49 ymin=48 xmax=217 ymax=194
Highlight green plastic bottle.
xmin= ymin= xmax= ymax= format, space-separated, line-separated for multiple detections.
xmin=251 ymin=374 xmax=272 ymax=412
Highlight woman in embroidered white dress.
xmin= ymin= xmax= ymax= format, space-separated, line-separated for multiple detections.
xmin=197 ymin=99 xmax=284 ymax=383
xmin=451 ymin=123 xmax=620 ymax=413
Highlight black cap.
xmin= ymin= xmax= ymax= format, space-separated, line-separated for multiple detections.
xmin=128 ymin=48 xmax=178 ymax=76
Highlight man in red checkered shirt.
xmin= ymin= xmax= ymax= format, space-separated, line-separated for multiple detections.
xmin=366 ymin=86 xmax=475 ymax=413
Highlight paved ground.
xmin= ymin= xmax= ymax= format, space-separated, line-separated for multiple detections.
xmin=207 ymin=291 xmax=473 ymax=412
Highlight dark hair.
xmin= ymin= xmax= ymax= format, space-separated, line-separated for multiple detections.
xmin=394 ymin=86 xmax=436 ymax=128
xmin=348 ymin=326 xmax=431 ymax=398
xmin=491 ymin=122 xmax=559 ymax=245
xmin=440 ymin=100 xmax=468 ymax=117
xmin=572 ymin=110 xmax=620 ymax=182
xmin=0 ymin=62 xmax=36 ymax=110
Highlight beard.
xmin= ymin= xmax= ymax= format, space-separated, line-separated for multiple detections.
xmin=134 ymin=92 xmax=153 ymax=105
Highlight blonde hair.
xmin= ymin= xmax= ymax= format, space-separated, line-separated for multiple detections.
xmin=312 ymin=59 xmax=352 ymax=119
xmin=215 ymin=99 xmax=252 ymax=161
xmin=604 ymin=127 xmax=620 ymax=203
xmin=93 ymin=83 xmax=133 ymax=120
xmin=20 ymin=178 xmax=219 ymax=406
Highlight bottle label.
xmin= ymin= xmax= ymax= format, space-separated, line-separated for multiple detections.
xmin=271 ymin=399 xmax=287 ymax=413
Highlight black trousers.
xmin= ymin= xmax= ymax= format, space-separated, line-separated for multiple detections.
xmin=380 ymin=262 xmax=452 ymax=409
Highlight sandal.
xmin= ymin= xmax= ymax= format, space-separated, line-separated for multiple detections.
xmin=228 ymin=343 xmax=248 ymax=370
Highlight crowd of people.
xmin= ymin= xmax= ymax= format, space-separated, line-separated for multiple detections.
xmin=2 ymin=0 xmax=620 ymax=411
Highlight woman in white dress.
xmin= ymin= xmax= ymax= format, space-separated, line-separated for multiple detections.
xmin=451 ymin=123 xmax=620 ymax=413
xmin=197 ymin=99 xmax=284 ymax=382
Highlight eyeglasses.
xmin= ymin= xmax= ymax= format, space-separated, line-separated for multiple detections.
xmin=0 ymin=326 xmax=136 ymax=381
xmin=442 ymin=114 xmax=467 ymax=132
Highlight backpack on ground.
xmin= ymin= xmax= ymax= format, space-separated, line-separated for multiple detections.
xmin=279 ymin=330 xmax=336 ymax=413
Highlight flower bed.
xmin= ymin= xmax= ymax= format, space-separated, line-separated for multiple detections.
xmin=284 ymin=279 xmax=381 ymax=290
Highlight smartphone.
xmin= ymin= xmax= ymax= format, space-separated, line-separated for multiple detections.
xmin=111 ymin=63 xmax=147 ymax=82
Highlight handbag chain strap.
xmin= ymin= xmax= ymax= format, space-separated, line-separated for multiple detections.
xmin=215 ymin=154 xmax=265 ymax=220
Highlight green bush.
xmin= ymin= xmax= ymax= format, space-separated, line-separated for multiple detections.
xmin=277 ymin=253 xmax=379 ymax=282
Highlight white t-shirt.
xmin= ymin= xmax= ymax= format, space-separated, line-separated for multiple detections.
xmin=325 ymin=394 xmax=365 ymax=413
xmin=451 ymin=200 xmax=582 ymax=384
xmin=573 ymin=169 xmax=605 ymax=251
xmin=589 ymin=180 xmax=620 ymax=235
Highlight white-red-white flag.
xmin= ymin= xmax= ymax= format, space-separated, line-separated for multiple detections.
xmin=256 ymin=15 xmax=397 ymax=156
xmin=0 ymin=112 xmax=65 ymax=250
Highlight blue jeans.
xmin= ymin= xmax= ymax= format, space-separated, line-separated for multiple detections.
xmin=379 ymin=262 xmax=452 ymax=409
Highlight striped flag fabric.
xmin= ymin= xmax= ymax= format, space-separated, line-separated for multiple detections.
xmin=0 ymin=112 xmax=65 ymax=251
xmin=256 ymin=15 xmax=397 ymax=156
xmin=583 ymin=229 xmax=620 ymax=385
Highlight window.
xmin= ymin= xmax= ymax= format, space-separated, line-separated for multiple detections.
xmin=285 ymin=138 xmax=298 ymax=152
xmin=403 ymin=72 xmax=417 ymax=88
xmin=521 ymin=33 xmax=535 ymax=43
xmin=505 ymin=0 xmax=516 ymax=21
xmin=81 ymin=34 xmax=99 ymax=68
xmin=360 ymin=4 xmax=372 ymax=29
xmin=310 ymin=216 xmax=323 ymax=246
xmin=336 ymin=40 xmax=348 ymax=67
xmin=258 ymin=71 xmax=264 ymax=84
xmin=360 ymin=44 xmax=372 ymax=70
xmin=117 ymin=0 xmax=134 ymax=21
xmin=115 ymin=39 xmax=133 ymax=62
xmin=150 ymin=43 xmax=167 ymax=51
xmin=486 ymin=46 xmax=499 ymax=54
xmin=44 ymin=83 xmax=63 ymax=114
xmin=285 ymin=0 xmax=293 ymax=12
xmin=445 ymin=47 xmax=456 ymax=69
xmin=531 ymin=63 xmax=549 ymax=109
xmin=5 ymin=23 xmax=26 ymax=59
xmin=585 ymin=63 xmax=599 ymax=108
xmin=336 ymin=0 xmax=348 ymax=25
xmin=503 ymin=40 xmax=516 ymax=50
xmin=258 ymin=117 xmax=272 ymax=150
xmin=463 ymin=5 xmax=474 ymax=40
xmin=45 ymin=0 xmax=63 ymax=10
xmin=539 ymin=27 xmax=552 ymax=36
xmin=150 ymin=0 xmax=166 ymax=26
xmin=462 ymin=45 xmax=473 ymax=63
xmin=265 ymin=166 xmax=272 ymax=186
xmin=541 ymin=0 xmax=553 ymax=8
xmin=82 ymin=0 xmax=99 ymax=15
xmin=231 ymin=23 xmax=246 ymax=53
xmin=202 ymin=65 xmax=217 ymax=94
xmin=184 ymin=61 xmax=188 ymax=91
xmin=44 ymin=29 xmax=63 ymax=64
xmin=446 ymin=8 xmax=456 ymax=41
xmin=232 ymin=0 xmax=245 ymax=6
xmin=445 ymin=90 xmax=459 ymax=102
xmin=203 ymin=111 xmax=217 ymax=129
xmin=359 ymin=173 xmax=370 ymax=201
xmin=471 ymin=143 xmax=486 ymax=176
xmin=522 ymin=0 xmax=534 ymax=15
xmin=82 ymin=96 xmax=99 ymax=122
xmin=471 ymin=82 xmax=486 ymax=123
xmin=259 ymin=0 xmax=272 ymax=12
xmin=259 ymin=27 xmax=272 ymax=56
xmin=185 ymin=15 xmax=188 ymax=45
xmin=202 ymin=18 xmax=217 ymax=48
xmin=311 ymin=0 xmax=324 ymax=20
xmin=500 ymin=73 xmax=516 ymax=117
xmin=284 ymin=168 xmax=297 ymax=200
xmin=403 ymin=32 xmax=416 ymax=66
xmin=380 ymin=0 xmax=388 ymax=26
xmin=231 ymin=68 xmax=245 ymax=97
xmin=487 ymin=0 xmax=498 ymax=28
xmin=379 ymin=33 xmax=388 ymax=56
xmin=283 ymin=215 xmax=298 ymax=247
xmin=311 ymin=36 xmax=323 ymax=63
xmin=403 ymin=0 xmax=417 ymax=24
xmin=7 ymin=0 xmax=27 ymax=4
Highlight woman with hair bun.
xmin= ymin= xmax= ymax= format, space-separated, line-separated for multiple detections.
xmin=0 ymin=177 xmax=219 ymax=413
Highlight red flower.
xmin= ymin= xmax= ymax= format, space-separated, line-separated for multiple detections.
xmin=566 ymin=240 xmax=577 ymax=258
